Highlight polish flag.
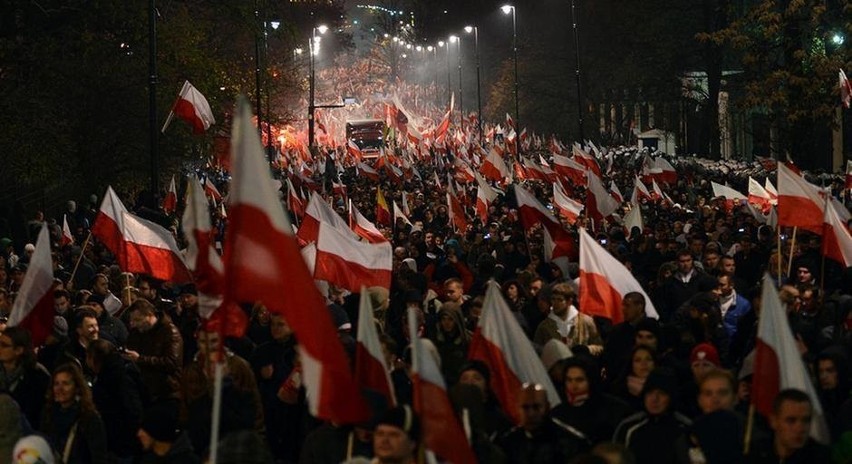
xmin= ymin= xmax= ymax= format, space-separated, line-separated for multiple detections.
xmin=748 ymin=177 xmax=773 ymax=212
xmin=313 ymin=221 xmax=392 ymax=291
xmin=162 ymin=175 xmax=178 ymax=215
xmin=183 ymin=176 xmax=248 ymax=336
xmin=522 ymin=158 xmax=552 ymax=182
xmin=60 ymin=215 xmax=74 ymax=247
xmin=822 ymin=198 xmax=852 ymax=268
xmin=347 ymin=140 xmax=364 ymax=160
xmin=475 ymin=173 xmax=498 ymax=224
xmin=204 ymin=179 xmax=223 ymax=202
xmin=515 ymin=185 xmax=578 ymax=264
xmin=355 ymin=287 xmax=396 ymax=410
xmin=579 ymin=228 xmax=658 ymax=323
xmin=650 ymin=179 xmax=666 ymax=202
xmin=482 ymin=148 xmax=509 ymax=182
xmin=840 ymin=69 xmax=852 ymax=109
xmin=297 ymin=191 xmax=355 ymax=244
xmin=356 ymin=162 xmax=380 ymax=182
xmin=572 ymin=144 xmax=601 ymax=177
xmin=92 ymin=186 xmax=191 ymax=283
xmin=454 ymin=160 xmax=476 ymax=184
xmin=432 ymin=171 xmax=443 ymax=190
xmin=764 ymin=178 xmax=778 ymax=203
xmin=332 ymin=181 xmax=348 ymax=202
xmin=162 ymin=80 xmax=216 ymax=134
xmin=552 ymin=154 xmax=587 ymax=186
xmin=610 ymin=181 xmax=624 ymax=204
xmin=7 ymin=225 xmax=55 ymax=346
xmin=631 ymin=176 xmax=653 ymax=204
xmin=447 ymin=183 xmax=468 ymax=233
xmin=711 ymin=181 xmax=747 ymax=201
xmin=553 ymin=183 xmax=584 ymax=225
xmin=286 ymin=179 xmax=305 ymax=219
xmin=408 ymin=308 xmax=477 ymax=464
xmin=469 ymin=281 xmax=562 ymax=424
xmin=375 ymin=187 xmax=391 ymax=226
xmin=223 ymin=97 xmax=369 ymax=424
xmin=505 ymin=113 xmax=515 ymax=130
xmin=350 ymin=200 xmax=387 ymax=244
xmin=586 ymin=171 xmax=618 ymax=222
xmin=653 ymin=157 xmax=677 ymax=185
xmin=401 ymin=191 xmax=411 ymax=216
xmin=778 ymin=163 xmax=825 ymax=234
xmin=845 ymin=160 xmax=852 ymax=190
xmin=393 ymin=200 xmax=413 ymax=228
xmin=624 ymin=206 xmax=644 ymax=237
xmin=753 ymin=274 xmax=830 ymax=443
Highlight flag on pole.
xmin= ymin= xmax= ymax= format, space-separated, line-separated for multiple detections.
xmin=408 ymin=308 xmax=477 ymax=463
xmin=222 ymin=96 xmax=369 ymax=424
xmin=162 ymin=80 xmax=216 ymax=134
xmin=840 ymin=69 xmax=852 ymax=109
xmin=376 ymin=186 xmax=391 ymax=226
xmin=355 ymin=288 xmax=396 ymax=411
xmin=579 ymin=228 xmax=659 ymax=323
xmin=552 ymin=183 xmax=584 ymax=225
xmin=163 ymin=175 xmax=178 ymax=214
xmin=349 ymin=200 xmax=387 ymax=244
xmin=777 ymin=163 xmax=824 ymax=234
xmin=468 ymin=281 xmax=561 ymax=424
xmin=60 ymin=215 xmax=74 ymax=247
xmin=313 ymin=221 xmax=392 ymax=291
xmin=753 ymin=274 xmax=830 ymax=443
xmin=7 ymin=225 xmax=55 ymax=346
xmin=822 ymin=197 xmax=852 ymax=268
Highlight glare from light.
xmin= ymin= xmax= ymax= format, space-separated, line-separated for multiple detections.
xmin=438 ymin=40 xmax=445 ymax=47
xmin=270 ymin=21 xmax=280 ymax=30
xmin=294 ymin=48 xmax=303 ymax=54
xmin=427 ymin=45 xmax=434 ymax=51
xmin=316 ymin=25 xmax=328 ymax=34
xmin=831 ymin=33 xmax=845 ymax=45
xmin=501 ymin=5 xmax=514 ymax=14
xmin=449 ymin=35 xmax=458 ymax=43
xmin=416 ymin=45 xmax=422 ymax=51
xmin=465 ymin=26 xmax=473 ymax=33
xmin=406 ymin=44 xmax=412 ymax=49
xmin=384 ymin=33 xmax=389 ymax=38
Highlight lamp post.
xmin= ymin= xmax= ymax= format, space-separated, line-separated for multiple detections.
xmin=571 ymin=0 xmax=585 ymax=141
xmin=440 ymin=40 xmax=450 ymax=108
xmin=450 ymin=35 xmax=462 ymax=119
xmin=465 ymin=25 xmax=481 ymax=146
xmin=308 ymin=24 xmax=328 ymax=149
xmin=148 ymin=0 xmax=158 ymax=199
xmin=501 ymin=5 xmax=519 ymax=149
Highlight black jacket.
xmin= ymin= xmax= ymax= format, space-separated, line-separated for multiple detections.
xmin=138 ymin=432 xmax=201 ymax=464
xmin=0 ymin=362 xmax=50 ymax=429
xmin=91 ymin=353 xmax=145 ymax=457
xmin=613 ymin=411 xmax=692 ymax=464
xmin=497 ymin=418 xmax=589 ymax=464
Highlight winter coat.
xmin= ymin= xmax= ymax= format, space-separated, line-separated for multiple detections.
xmin=497 ymin=418 xmax=589 ymax=464
xmin=42 ymin=403 xmax=108 ymax=464
xmin=91 ymin=352 xmax=145 ymax=457
xmin=126 ymin=315 xmax=183 ymax=401
xmin=613 ymin=411 xmax=692 ymax=464
xmin=0 ymin=361 xmax=50 ymax=429
xmin=137 ymin=432 xmax=201 ymax=464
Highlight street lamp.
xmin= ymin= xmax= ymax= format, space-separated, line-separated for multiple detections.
xmin=308 ymin=24 xmax=328 ymax=149
xmin=450 ymin=35 xmax=462 ymax=118
xmin=502 ymin=4 xmax=519 ymax=151
xmin=440 ymin=40 xmax=451 ymax=107
xmin=571 ymin=0 xmax=585 ymax=141
xmin=466 ymin=25 xmax=482 ymax=145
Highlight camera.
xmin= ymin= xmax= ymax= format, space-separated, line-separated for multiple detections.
xmin=484 ymin=233 xmax=491 ymax=240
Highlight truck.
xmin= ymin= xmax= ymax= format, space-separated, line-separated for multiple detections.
xmin=345 ymin=119 xmax=385 ymax=158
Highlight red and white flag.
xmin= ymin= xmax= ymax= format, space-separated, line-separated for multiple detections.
xmin=223 ymin=97 xmax=369 ymax=424
xmin=162 ymin=80 xmax=216 ymax=134
xmin=355 ymin=288 xmax=396 ymax=410
xmin=7 ymin=225 xmax=55 ymax=346
xmin=482 ymin=148 xmax=509 ymax=182
xmin=623 ymin=206 xmax=644 ymax=237
xmin=778 ymin=163 xmax=825 ymax=234
xmin=653 ymin=157 xmax=677 ymax=184
xmin=753 ymin=274 xmax=829 ymax=443
xmin=92 ymin=187 xmax=191 ymax=283
xmin=163 ymin=175 xmax=178 ymax=215
xmin=474 ymin=173 xmax=498 ymax=223
xmin=579 ymin=228 xmax=658 ymax=323
xmin=203 ymin=179 xmax=223 ymax=202
xmin=447 ymin=183 xmax=468 ymax=233
xmin=297 ymin=191 xmax=356 ymax=244
xmin=349 ymin=200 xmax=387 ymax=244
xmin=313 ymin=221 xmax=392 ymax=291
xmin=505 ymin=112 xmax=515 ymax=130
xmin=822 ymin=197 xmax=852 ymax=268
xmin=840 ymin=69 xmax=852 ymax=109
xmin=573 ymin=144 xmax=601 ymax=177
xmin=711 ymin=181 xmax=747 ymax=201
xmin=286 ymin=179 xmax=305 ymax=219
xmin=586 ymin=171 xmax=618 ymax=222
xmin=392 ymin=200 xmax=413 ymax=228
xmin=356 ymin=161 xmax=380 ymax=182
xmin=552 ymin=154 xmax=587 ymax=186
xmin=845 ymin=160 xmax=852 ymax=191
xmin=347 ymin=140 xmax=364 ymax=160
xmin=183 ymin=176 xmax=248 ymax=336
xmin=469 ymin=281 xmax=561 ymax=424
xmin=553 ymin=183 xmax=584 ymax=225
xmin=60 ymin=214 xmax=74 ymax=247
xmin=515 ymin=185 xmax=577 ymax=265
xmin=610 ymin=181 xmax=624 ymax=204
xmin=408 ymin=308 xmax=477 ymax=464
xmin=764 ymin=178 xmax=778 ymax=200
xmin=631 ymin=176 xmax=653 ymax=204
xmin=748 ymin=177 xmax=773 ymax=212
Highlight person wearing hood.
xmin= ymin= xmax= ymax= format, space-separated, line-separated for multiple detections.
xmin=551 ymin=356 xmax=633 ymax=444
xmin=613 ymin=368 xmax=692 ymax=464
xmin=137 ymin=401 xmax=200 ymax=464
xmin=457 ymin=361 xmax=513 ymax=440
xmin=814 ymin=347 xmax=850 ymax=440
xmin=432 ymin=302 xmax=470 ymax=386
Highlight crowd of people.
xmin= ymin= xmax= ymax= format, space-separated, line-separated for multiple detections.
xmin=1 ymin=55 xmax=851 ymax=464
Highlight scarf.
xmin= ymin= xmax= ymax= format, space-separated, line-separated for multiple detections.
xmin=567 ymin=389 xmax=590 ymax=406
xmin=719 ymin=291 xmax=736 ymax=317
xmin=548 ymin=306 xmax=578 ymax=340
xmin=627 ymin=375 xmax=646 ymax=397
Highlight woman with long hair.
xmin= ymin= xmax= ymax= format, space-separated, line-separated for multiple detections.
xmin=0 ymin=326 xmax=51 ymax=428
xmin=41 ymin=363 xmax=107 ymax=464
xmin=610 ymin=345 xmax=658 ymax=411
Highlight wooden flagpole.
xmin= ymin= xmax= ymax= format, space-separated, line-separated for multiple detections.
xmin=785 ymin=227 xmax=798 ymax=279
xmin=68 ymin=231 xmax=92 ymax=287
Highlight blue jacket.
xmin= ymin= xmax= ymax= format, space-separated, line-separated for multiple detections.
xmin=722 ymin=294 xmax=751 ymax=339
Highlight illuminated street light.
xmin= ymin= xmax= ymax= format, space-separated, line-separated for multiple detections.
xmin=501 ymin=4 xmax=519 ymax=153
xmin=309 ymin=25 xmax=328 ymax=147
xmin=466 ymin=25 xmax=482 ymax=145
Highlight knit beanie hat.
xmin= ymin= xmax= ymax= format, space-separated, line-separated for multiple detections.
xmin=375 ymin=405 xmax=421 ymax=441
